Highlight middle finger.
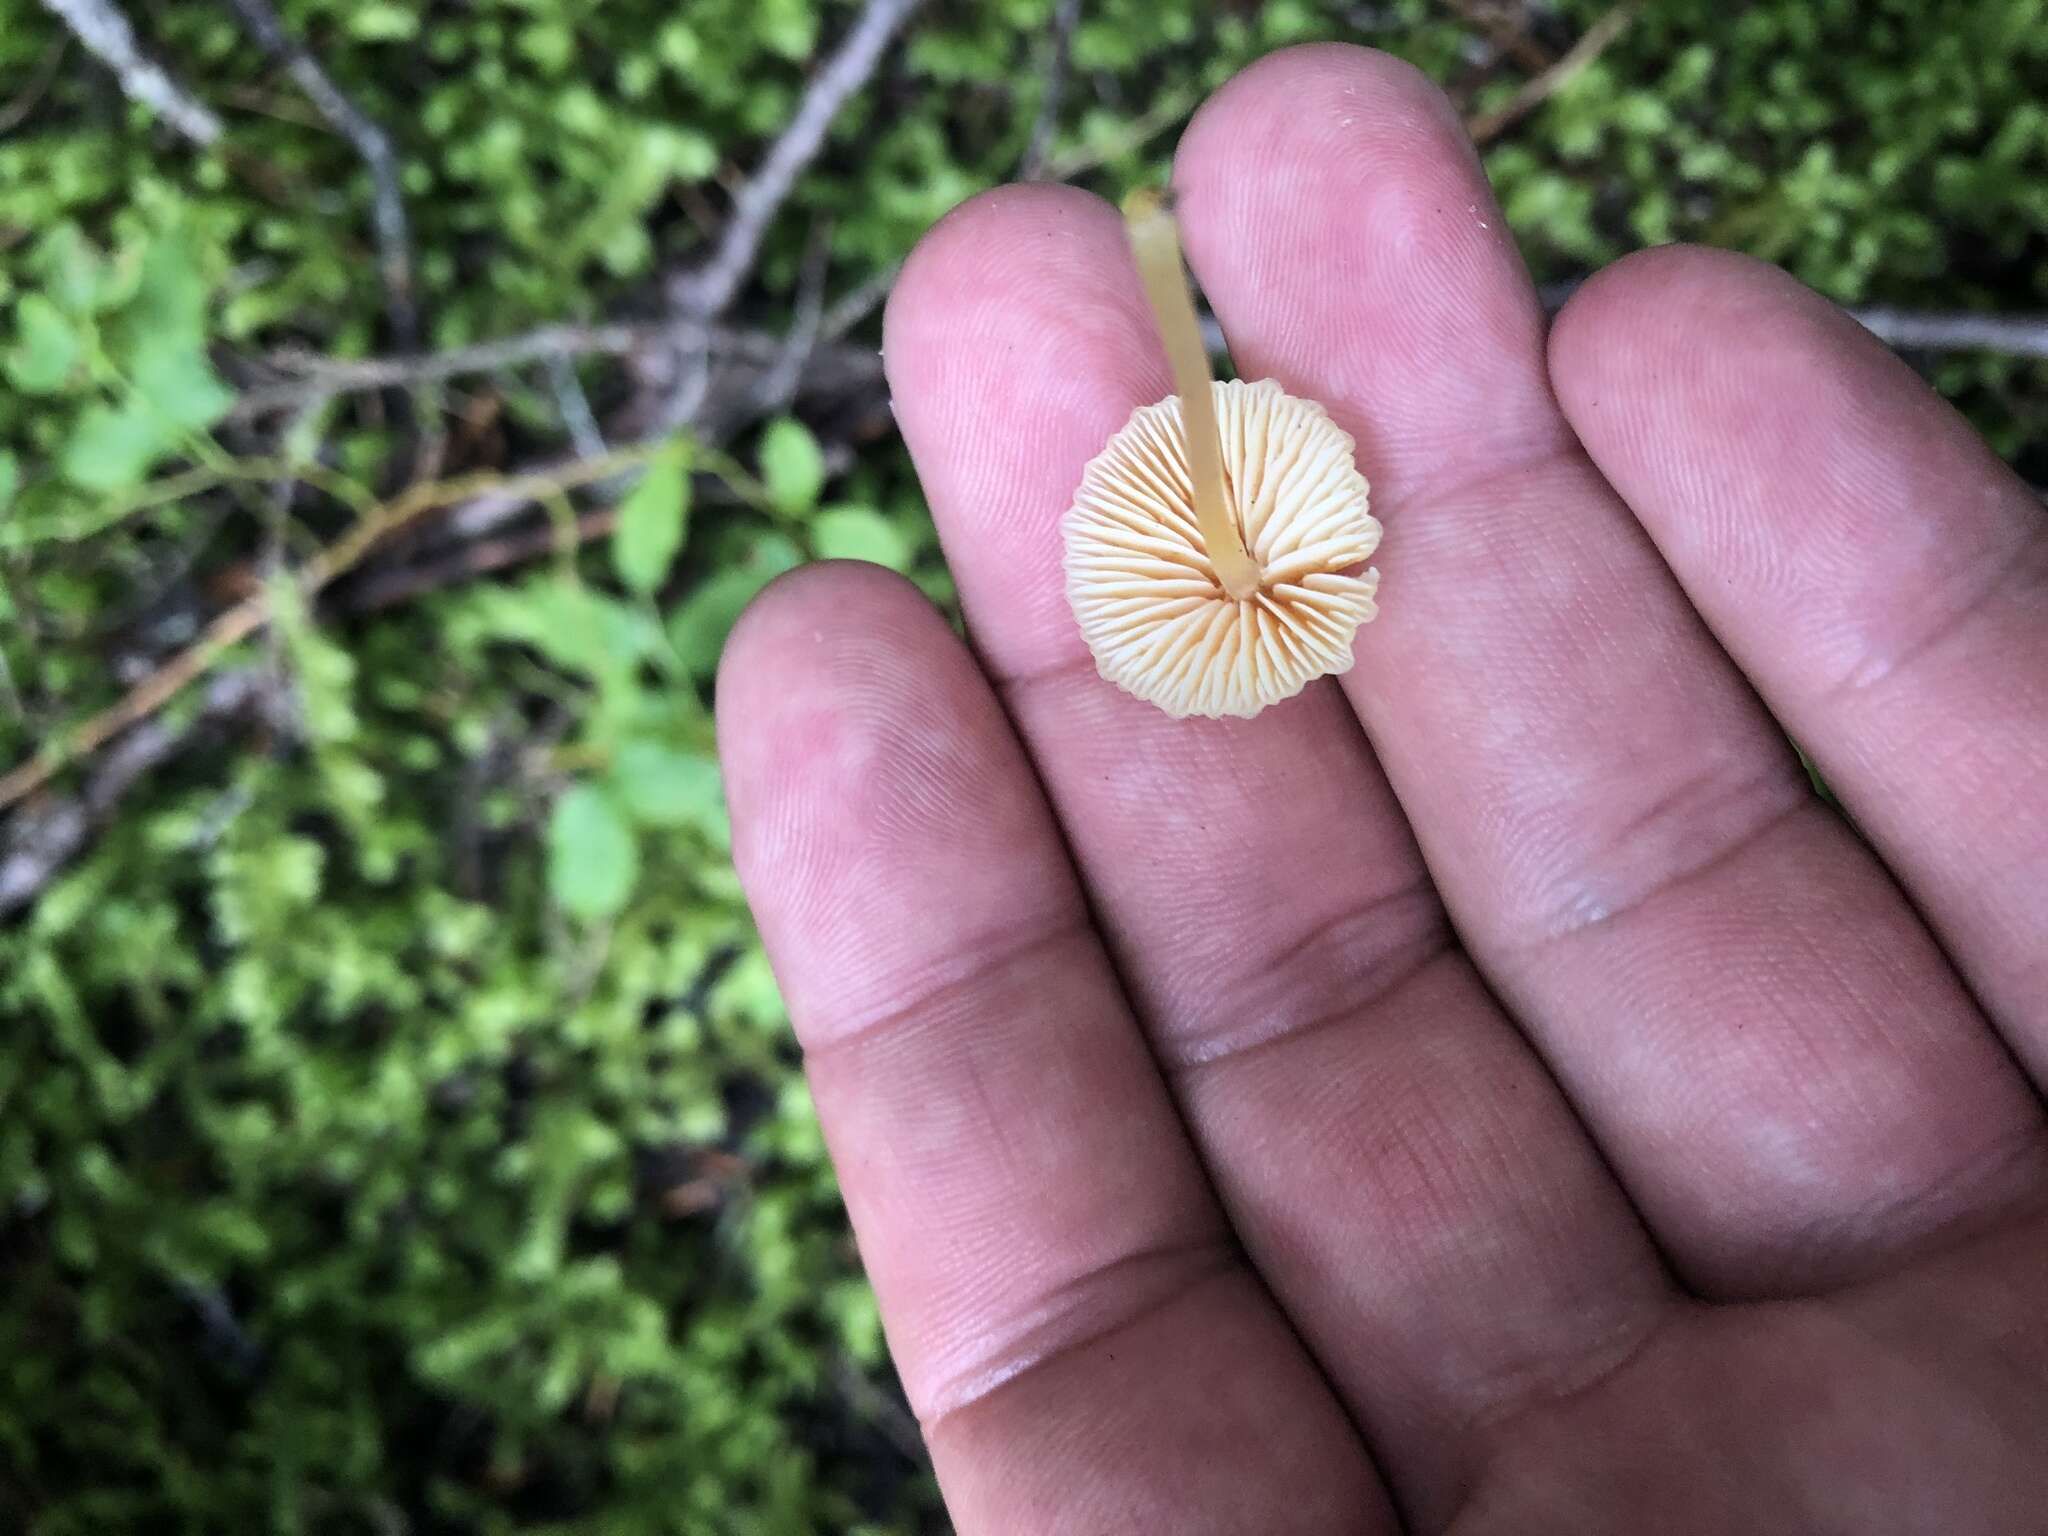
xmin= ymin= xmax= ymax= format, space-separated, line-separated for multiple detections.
xmin=885 ymin=182 xmax=1671 ymax=1525
xmin=1174 ymin=43 xmax=2046 ymax=1300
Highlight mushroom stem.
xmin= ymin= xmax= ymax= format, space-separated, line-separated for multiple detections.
xmin=1123 ymin=188 xmax=1262 ymax=601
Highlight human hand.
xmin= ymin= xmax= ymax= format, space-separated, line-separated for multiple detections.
xmin=719 ymin=45 xmax=2048 ymax=1534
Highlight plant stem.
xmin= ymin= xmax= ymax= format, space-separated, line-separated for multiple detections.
xmin=0 ymin=444 xmax=662 ymax=812
xmin=1123 ymin=189 xmax=1260 ymax=600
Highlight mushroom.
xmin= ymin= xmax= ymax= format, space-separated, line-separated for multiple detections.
xmin=1063 ymin=190 xmax=1382 ymax=719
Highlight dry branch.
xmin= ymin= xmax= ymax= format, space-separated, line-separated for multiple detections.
xmin=750 ymin=221 xmax=832 ymax=415
xmin=1535 ymin=282 xmax=2048 ymax=359
xmin=820 ymin=261 xmax=901 ymax=340
xmin=222 ymin=0 xmax=419 ymax=346
xmin=1437 ymin=0 xmax=1555 ymax=75
xmin=1021 ymin=0 xmax=1083 ymax=180
xmin=667 ymin=0 xmax=923 ymax=319
xmin=37 ymin=0 xmax=222 ymax=145
xmin=244 ymin=323 xmax=881 ymax=410
xmin=0 ymin=447 xmax=665 ymax=814
xmin=1467 ymin=2 xmax=1636 ymax=145
xmin=339 ymin=508 xmax=619 ymax=614
xmin=1 ymin=32 xmax=71 ymax=135
xmin=1851 ymin=309 xmax=2048 ymax=360
xmin=0 ymin=668 xmax=284 ymax=914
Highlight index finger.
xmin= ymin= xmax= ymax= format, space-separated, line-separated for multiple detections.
xmin=718 ymin=563 xmax=1388 ymax=1533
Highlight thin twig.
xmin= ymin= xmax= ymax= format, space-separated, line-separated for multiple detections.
xmin=435 ymin=453 xmax=583 ymax=542
xmin=667 ymin=0 xmax=922 ymax=319
xmin=251 ymin=322 xmax=649 ymax=400
xmin=546 ymin=355 xmax=609 ymax=460
xmin=643 ymin=323 xmax=714 ymax=439
xmin=242 ymin=283 xmax=2048 ymax=450
xmin=1020 ymin=0 xmax=1082 ymax=180
xmin=821 ymin=261 xmax=901 ymax=341
xmin=1849 ymin=308 xmax=2048 ymax=360
xmin=240 ymin=322 xmax=884 ymax=412
xmin=1039 ymin=81 xmax=1198 ymax=182
xmin=1468 ymin=2 xmax=1636 ymax=145
xmin=1535 ymin=280 xmax=2048 ymax=358
xmin=221 ymin=0 xmax=419 ymax=346
xmin=340 ymin=507 xmax=619 ymax=614
xmin=1437 ymin=0 xmax=1555 ymax=76
xmin=0 ymin=668 xmax=284 ymax=914
xmin=36 ymin=0 xmax=222 ymax=145
xmin=752 ymin=220 xmax=832 ymax=414
xmin=831 ymin=1356 xmax=927 ymax=1467
xmin=0 ymin=31 xmax=70 ymax=134
xmin=0 ymin=446 xmax=662 ymax=813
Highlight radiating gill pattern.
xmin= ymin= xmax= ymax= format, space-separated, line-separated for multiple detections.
xmin=1064 ymin=378 xmax=1381 ymax=719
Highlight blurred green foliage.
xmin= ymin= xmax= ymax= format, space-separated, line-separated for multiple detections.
xmin=0 ymin=0 xmax=2042 ymax=1530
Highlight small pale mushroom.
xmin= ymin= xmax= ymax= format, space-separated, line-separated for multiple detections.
xmin=1063 ymin=191 xmax=1382 ymax=720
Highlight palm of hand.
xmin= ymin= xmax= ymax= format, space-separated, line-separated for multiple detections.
xmin=721 ymin=47 xmax=2048 ymax=1534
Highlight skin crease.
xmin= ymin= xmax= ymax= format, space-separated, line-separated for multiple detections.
xmin=718 ymin=44 xmax=2048 ymax=1536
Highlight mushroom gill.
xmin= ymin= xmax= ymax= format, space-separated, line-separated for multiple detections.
xmin=1062 ymin=192 xmax=1382 ymax=719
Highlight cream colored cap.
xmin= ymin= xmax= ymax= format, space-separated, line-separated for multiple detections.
xmin=1064 ymin=377 xmax=1381 ymax=719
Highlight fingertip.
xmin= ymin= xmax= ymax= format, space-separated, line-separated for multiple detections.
xmin=1172 ymin=41 xmax=1560 ymax=497
xmin=1178 ymin=42 xmax=1463 ymax=179
xmin=1174 ymin=42 xmax=1481 ymax=278
xmin=715 ymin=559 xmax=949 ymax=849
xmin=716 ymin=558 xmax=933 ymax=733
xmin=1544 ymin=242 xmax=2010 ymax=569
xmin=882 ymin=181 xmax=1150 ymax=408
xmin=875 ymin=181 xmax=1170 ymax=679
xmin=1548 ymin=244 xmax=1838 ymax=424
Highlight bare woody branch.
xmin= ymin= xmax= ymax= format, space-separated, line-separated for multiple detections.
xmin=37 ymin=0 xmax=222 ymax=146
xmin=1851 ymin=308 xmax=2048 ymax=360
xmin=243 ymin=284 xmax=2042 ymax=444
xmin=0 ymin=446 xmax=667 ymax=815
xmin=1468 ymin=1 xmax=1636 ymax=145
xmin=1 ymin=32 xmax=73 ymax=136
xmin=667 ymin=0 xmax=923 ymax=319
xmin=239 ymin=323 xmax=884 ymax=416
xmin=1534 ymin=283 xmax=2048 ymax=359
xmin=820 ymin=261 xmax=901 ymax=340
xmin=1437 ymin=0 xmax=1555 ymax=76
xmin=749 ymin=220 xmax=833 ymax=415
xmin=0 ymin=668 xmax=287 ymax=915
xmin=220 ymin=0 xmax=419 ymax=346
xmin=1020 ymin=0 xmax=1083 ymax=180
xmin=338 ymin=507 xmax=620 ymax=614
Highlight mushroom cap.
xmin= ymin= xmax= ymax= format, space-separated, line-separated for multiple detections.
xmin=1063 ymin=377 xmax=1381 ymax=719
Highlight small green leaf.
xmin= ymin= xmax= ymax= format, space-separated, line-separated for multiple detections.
xmin=8 ymin=295 xmax=81 ymax=395
xmin=33 ymin=226 xmax=105 ymax=314
xmin=128 ymin=230 xmax=209 ymax=345
xmin=759 ymin=417 xmax=826 ymax=514
xmin=128 ymin=336 xmax=235 ymax=432
xmin=0 ymin=451 xmax=18 ymax=512
xmin=667 ymin=535 xmax=803 ymax=678
xmin=547 ymin=783 xmax=639 ymax=920
xmin=611 ymin=445 xmax=691 ymax=595
xmin=466 ymin=579 xmax=657 ymax=682
xmin=348 ymin=2 xmax=419 ymax=41
xmin=611 ymin=741 xmax=725 ymax=838
xmin=517 ymin=20 xmax=577 ymax=73
xmin=655 ymin=127 xmax=718 ymax=181
xmin=811 ymin=505 xmax=913 ymax=570
xmin=62 ymin=403 xmax=175 ymax=491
